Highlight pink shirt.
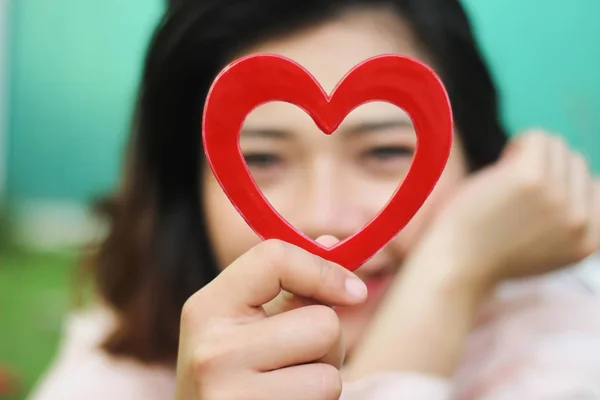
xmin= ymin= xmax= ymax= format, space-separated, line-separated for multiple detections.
xmin=30 ymin=257 xmax=600 ymax=399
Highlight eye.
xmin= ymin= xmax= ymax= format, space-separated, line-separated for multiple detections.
xmin=366 ymin=146 xmax=413 ymax=160
xmin=360 ymin=145 xmax=414 ymax=175
xmin=243 ymin=152 xmax=282 ymax=169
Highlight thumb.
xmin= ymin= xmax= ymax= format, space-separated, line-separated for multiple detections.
xmin=262 ymin=235 xmax=346 ymax=316
xmin=316 ymin=234 xmax=341 ymax=248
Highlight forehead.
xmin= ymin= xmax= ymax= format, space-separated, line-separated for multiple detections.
xmin=239 ymin=8 xmax=429 ymax=93
xmin=236 ymin=9 xmax=429 ymax=129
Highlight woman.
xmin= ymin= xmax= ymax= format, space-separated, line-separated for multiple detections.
xmin=32 ymin=0 xmax=600 ymax=398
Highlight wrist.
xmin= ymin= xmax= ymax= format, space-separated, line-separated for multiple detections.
xmin=404 ymin=229 xmax=498 ymax=303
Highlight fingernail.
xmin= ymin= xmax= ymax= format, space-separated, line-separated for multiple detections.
xmin=345 ymin=277 xmax=367 ymax=300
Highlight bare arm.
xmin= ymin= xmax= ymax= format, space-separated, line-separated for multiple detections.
xmin=344 ymin=242 xmax=487 ymax=380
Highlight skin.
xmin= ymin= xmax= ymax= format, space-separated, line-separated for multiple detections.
xmin=177 ymin=9 xmax=600 ymax=399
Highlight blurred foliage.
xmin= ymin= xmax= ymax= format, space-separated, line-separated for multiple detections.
xmin=0 ymin=246 xmax=77 ymax=399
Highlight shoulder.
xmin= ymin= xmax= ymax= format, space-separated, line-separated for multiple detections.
xmin=29 ymin=306 xmax=176 ymax=400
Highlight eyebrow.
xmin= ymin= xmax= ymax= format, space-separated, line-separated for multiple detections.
xmin=240 ymin=127 xmax=290 ymax=139
xmin=239 ymin=119 xmax=413 ymax=139
xmin=343 ymin=119 xmax=414 ymax=136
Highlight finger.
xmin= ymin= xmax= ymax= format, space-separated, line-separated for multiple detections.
xmin=239 ymin=305 xmax=344 ymax=371
xmin=202 ymin=239 xmax=367 ymax=318
xmin=251 ymin=363 xmax=342 ymax=400
xmin=263 ymin=235 xmax=342 ymax=317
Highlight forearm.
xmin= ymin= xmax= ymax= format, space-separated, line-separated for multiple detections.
xmin=344 ymin=245 xmax=491 ymax=380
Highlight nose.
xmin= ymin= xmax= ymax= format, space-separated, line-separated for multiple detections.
xmin=290 ymin=159 xmax=364 ymax=243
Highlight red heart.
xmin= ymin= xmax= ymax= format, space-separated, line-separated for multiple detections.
xmin=203 ymin=54 xmax=452 ymax=271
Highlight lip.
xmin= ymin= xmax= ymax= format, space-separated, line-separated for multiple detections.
xmin=362 ymin=272 xmax=395 ymax=296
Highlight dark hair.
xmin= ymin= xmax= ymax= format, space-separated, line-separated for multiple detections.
xmin=89 ymin=0 xmax=508 ymax=365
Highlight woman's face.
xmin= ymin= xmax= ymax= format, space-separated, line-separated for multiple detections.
xmin=203 ymin=9 xmax=469 ymax=352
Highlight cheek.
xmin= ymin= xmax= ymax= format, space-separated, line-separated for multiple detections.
xmin=202 ymin=169 xmax=261 ymax=270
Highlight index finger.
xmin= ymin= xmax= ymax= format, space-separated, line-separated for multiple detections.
xmin=203 ymin=239 xmax=367 ymax=317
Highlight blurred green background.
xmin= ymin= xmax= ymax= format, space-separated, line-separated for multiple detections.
xmin=0 ymin=0 xmax=599 ymax=398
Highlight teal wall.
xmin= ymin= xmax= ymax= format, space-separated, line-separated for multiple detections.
xmin=463 ymin=0 xmax=600 ymax=165
xmin=7 ymin=0 xmax=163 ymax=202
xmin=6 ymin=0 xmax=600 ymax=203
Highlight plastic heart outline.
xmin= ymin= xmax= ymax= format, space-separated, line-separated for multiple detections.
xmin=203 ymin=54 xmax=452 ymax=271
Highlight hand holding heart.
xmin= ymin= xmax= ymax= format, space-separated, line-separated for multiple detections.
xmin=177 ymin=54 xmax=451 ymax=399
xmin=174 ymin=238 xmax=366 ymax=400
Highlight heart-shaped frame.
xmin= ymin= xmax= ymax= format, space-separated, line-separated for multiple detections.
xmin=203 ymin=54 xmax=452 ymax=271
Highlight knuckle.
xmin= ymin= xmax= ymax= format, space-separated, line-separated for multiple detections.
xmin=181 ymin=294 xmax=202 ymax=327
xmin=515 ymin=171 xmax=545 ymax=196
xmin=191 ymin=334 xmax=233 ymax=374
xmin=317 ymin=255 xmax=335 ymax=286
xmin=180 ymin=289 xmax=221 ymax=329
xmin=191 ymin=344 xmax=220 ymax=375
xmin=255 ymin=239 xmax=290 ymax=271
